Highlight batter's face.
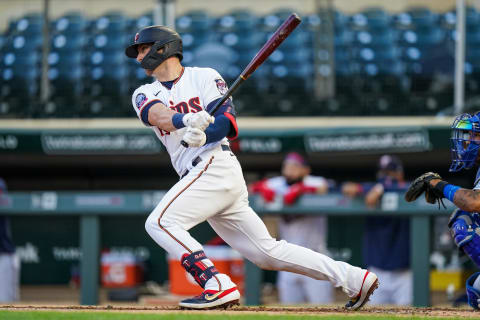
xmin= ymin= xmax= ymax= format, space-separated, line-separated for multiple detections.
xmin=136 ymin=43 xmax=165 ymax=76
xmin=282 ymin=161 xmax=310 ymax=185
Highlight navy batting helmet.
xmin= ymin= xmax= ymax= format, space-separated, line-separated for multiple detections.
xmin=125 ymin=25 xmax=183 ymax=70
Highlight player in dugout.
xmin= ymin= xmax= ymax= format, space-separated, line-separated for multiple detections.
xmin=250 ymin=152 xmax=334 ymax=305
xmin=342 ymin=155 xmax=412 ymax=306
xmin=405 ymin=111 xmax=480 ymax=310
xmin=125 ymin=25 xmax=378 ymax=310
xmin=0 ymin=178 xmax=20 ymax=303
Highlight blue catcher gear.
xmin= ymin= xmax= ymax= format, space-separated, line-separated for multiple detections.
xmin=448 ymin=209 xmax=480 ymax=267
xmin=450 ymin=112 xmax=480 ymax=172
xmin=466 ymin=272 xmax=480 ymax=310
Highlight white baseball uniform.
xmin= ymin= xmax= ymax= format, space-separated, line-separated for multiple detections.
xmin=132 ymin=66 xmax=370 ymax=298
xmin=265 ymin=176 xmax=333 ymax=304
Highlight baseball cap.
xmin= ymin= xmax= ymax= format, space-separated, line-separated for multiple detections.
xmin=378 ymin=155 xmax=403 ymax=172
xmin=283 ymin=152 xmax=308 ymax=166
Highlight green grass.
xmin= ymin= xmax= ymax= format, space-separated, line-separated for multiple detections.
xmin=0 ymin=310 xmax=476 ymax=320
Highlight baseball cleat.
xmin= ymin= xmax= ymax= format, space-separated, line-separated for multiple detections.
xmin=179 ymin=287 xmax=240 ymax=309
xmin=345 ymin=271 xmax=379 ymax=311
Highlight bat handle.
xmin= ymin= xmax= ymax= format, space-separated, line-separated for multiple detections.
xmin=181 ymin=140 xmax=189 ymax=148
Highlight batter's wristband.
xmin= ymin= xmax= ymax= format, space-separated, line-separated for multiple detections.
xmin=443 ymin=184 xmax=460 ymax=202
xmin=172 ymin=113 xmax=186 ymax=129
xmin=432 ymin=180 xmax=448 ymax=199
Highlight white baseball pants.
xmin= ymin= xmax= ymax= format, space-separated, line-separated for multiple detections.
xmin=145 ymin=145 xmax=367 ymax=297
xmin=0 ymin=253 xmax=20 ymax=302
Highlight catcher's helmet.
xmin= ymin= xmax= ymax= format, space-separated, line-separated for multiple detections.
xmin=125 ymin=25 xmax=183 ymax=70
xmin=450 ymin=112 xmax=480 ymax=172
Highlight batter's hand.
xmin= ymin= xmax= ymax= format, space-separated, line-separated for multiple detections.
xmin=183 ymin=111 xmax=214 ymax=131
xmin=182 ymin=127 xmax=206 ymax=147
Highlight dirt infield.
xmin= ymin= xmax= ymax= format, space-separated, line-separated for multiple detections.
xmin=1 ymin=304 xmax=479 ymax=318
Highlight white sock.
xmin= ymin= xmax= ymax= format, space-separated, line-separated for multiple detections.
xmin=204 ymin=273 xmax=236 ymax=291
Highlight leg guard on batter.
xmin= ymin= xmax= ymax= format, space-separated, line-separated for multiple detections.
xmin=448 ymin=209 xmax=480 ymax=268
xmin=466 ymin=272 xmax=480 ymax=310
xmin=181 ymin=250 xmax=219 ymax=288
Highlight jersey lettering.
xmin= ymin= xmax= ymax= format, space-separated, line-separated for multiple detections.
xmin=159 ymin=129 xmax=170 ymax=136
xmin=174 ymin=101 xmax=189 ymax=113
xmin=189 ymin=97 xmax=202 ymax=112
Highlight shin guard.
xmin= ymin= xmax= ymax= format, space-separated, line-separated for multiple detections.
xmin=181 ymin=250 xmax=219 ymax=288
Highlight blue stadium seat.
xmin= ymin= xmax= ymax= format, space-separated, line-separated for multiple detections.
xmin=352 ymin=29 xmax=396 ymax=46
xmin=395 ymin=7 xmax=438 ymax=29
xmin=53 ymin=12 xmax=88 ymax=35
xmin=93 ymin=12 xmax=129 ymax=34
xmin=12 ymin=13 xmax=43 ymax=35
xmin=51 ymin=33 xmax=87 ymax=51
xmin=190 ymin=42 xmax=238 ymax=80
xmin=176 ymin=10 xmax=211 ymax=33
xmin=0 ymin=52 xmax=40 ymax=117
xmin=350 ymin=7 xmax=390 ymax=31
xmin=178 ymin=31 xmax=212 ymax=51
xmin=133 ymin=12 xmax=153 ymax=30
xmin=2 ymin=33 xmax=43 ymax=53
xmin=215 ymin=10 xmax=258 ymax=32
xmin=259 ymin=9 xmax=296 ymax=32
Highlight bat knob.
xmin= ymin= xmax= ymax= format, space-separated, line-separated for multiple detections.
xmin=181 ymin=140 xmax=189 ymax=148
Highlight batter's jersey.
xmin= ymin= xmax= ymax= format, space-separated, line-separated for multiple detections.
xmin=131 ymin=66 xmax=235 ymax=176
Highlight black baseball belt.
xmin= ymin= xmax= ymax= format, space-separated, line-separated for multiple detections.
xmin=180 ymin=145 xmax=231 ymax=179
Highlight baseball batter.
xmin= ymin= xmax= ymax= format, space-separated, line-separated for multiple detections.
xmin=125 ymin=25 xmax=378 ymax=310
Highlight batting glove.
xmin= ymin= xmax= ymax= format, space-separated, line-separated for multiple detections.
xmin=182 ymin=111 xmax=214 ymax=131
xmin=182 ymin=127 xmax=206 ymax=147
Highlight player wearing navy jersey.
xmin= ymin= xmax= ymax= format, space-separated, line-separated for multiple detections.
xmin=343 ymin=155 xmax=412 ymax=305
xmin=126 ymin=25 xmax=378 ymax=310
xmin=413 ymin=112 xmax=480 ymax=309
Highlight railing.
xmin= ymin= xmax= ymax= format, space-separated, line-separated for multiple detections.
xmin=0 ymin=191 xmax=452 ymax=306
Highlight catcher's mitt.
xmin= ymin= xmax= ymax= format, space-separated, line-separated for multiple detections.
xmin=404 ymin=172 xmax=445 ymax=207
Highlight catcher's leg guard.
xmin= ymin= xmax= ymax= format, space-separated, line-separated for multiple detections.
xmin=449 ymin=209 xmax=480 ymax=267
xmin=466 ymin=272 xmax=480 ymax=310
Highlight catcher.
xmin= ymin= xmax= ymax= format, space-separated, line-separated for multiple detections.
xmin=405 ymin=112 xmax=480 ymax=310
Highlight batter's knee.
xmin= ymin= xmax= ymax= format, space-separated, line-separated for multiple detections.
xmin=144 ymin=214 xmax=157 ymax=237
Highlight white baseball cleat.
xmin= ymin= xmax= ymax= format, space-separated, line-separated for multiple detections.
xmin=179 ymin=287 xmax=240 ymax=309
xmin=345 ymin=271 xmax=379 ymax=311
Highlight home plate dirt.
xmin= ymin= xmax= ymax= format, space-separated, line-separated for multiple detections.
xmin=1 ymin=305 xmax=480 ymax=318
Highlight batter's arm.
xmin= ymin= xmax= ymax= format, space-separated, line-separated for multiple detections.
xmin=147 ymin=103 xmax=178 ymax=132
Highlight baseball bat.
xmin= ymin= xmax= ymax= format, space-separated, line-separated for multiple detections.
xmin=181 ymin=13 xmax=302 ymax=147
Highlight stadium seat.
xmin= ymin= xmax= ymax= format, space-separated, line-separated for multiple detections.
xmin=215 ymin=9 xmax=258 ymax=32
xmin=93 ymin=12 xmax=129 ymax=34
xmin=350 ymin=7 xmax=390 ymax=31
xmin=175 ymin=10 xmax=211 ymax=33
xmin=53 ymin=12 xmax=88 ymax=34
xmin=190 ymin=42 xmax=238 ymax=79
